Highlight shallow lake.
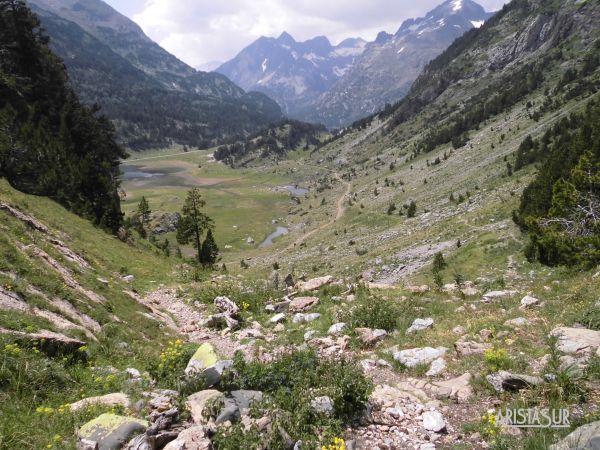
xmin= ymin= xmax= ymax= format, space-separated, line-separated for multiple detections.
xmin=259 ymin=226 xmax=290 ymax=248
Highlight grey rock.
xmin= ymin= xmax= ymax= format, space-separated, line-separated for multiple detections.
xmin=426 ymin=358 xmax=447 ymax=377
xmin=482 ymin=290 xmax=517 ymax=303
xmin=422 ymin=411 xmax=446 ymax=432
xmin=270 ymin=313 xmax=286 ymax=324
xmin=292 ymin=313 xmax=321 ymax=324
xmin=203 ymin=360 xmax=234 ymax=387
xmin=304 ymin=330 xmax=317 ymax=341
xmin=550 ymin=327 xmax=600 ymax=355
xmin=549 ymin=420 xmax=600 ymax=450
xmin=393 ymin=347 xmax=447 ymax=368
xmin=454 ymin=340 xmax=492 ymax=357
xmin=520 ymin=295 xmax=541 ymax=308
xmin=328 ymin=322 xmax=347 ymax=336
xmin=310 ymin=396 xmax=334 ymax=416
xmin=406 ymin=318 xmax=434 ymax=335
xmin=504 ymin=317 xmax=531 ymax=328
xmin=486 ymin=371 xmax=544 ymax=393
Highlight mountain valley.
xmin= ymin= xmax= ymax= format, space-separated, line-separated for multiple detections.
xmin=1 ymin=0 xmax=600 ymax=449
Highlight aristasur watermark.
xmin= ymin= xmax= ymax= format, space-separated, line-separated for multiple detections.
xmin=497 ymin=408 xmax=570 ymax=428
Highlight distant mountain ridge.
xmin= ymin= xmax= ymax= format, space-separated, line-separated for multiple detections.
xmin=218 ymin=0 xmax=492 ymax=128
xmin=217 ymin=32 xmax=367 ymax=119
xmin=27 ymin=0 xmax=283 ymax=150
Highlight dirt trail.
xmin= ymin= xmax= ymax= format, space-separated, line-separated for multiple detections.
xmin=282 ymin=171 xmax=351 ymax=252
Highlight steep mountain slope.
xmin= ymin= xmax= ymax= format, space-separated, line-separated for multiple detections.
xmin=0 ymin=0 xmax=125 ymax=232
xmin=311 ymin=0 xmax=493 ymax=127
xmin=218 ymin=0 xmax=491 ymax=128
xmin=26 ymin=0 xmax=283 ymax=150
xmin=217 ymin=32 xmax=367 ymax=118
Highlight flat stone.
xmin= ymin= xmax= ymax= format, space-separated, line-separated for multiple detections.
xmin=504 ymin=317 xmax=531 ymax=328
xmin=422 ymin=411 xmax=446 ymax=432
xmin=296 ymin=276 xmax=334 ymax=292
xmin=70 ymin=393 xmax=131 ymax=412
xmin=393 ymin=347 xmax=448 ymax=368
xmin=78 ymin=413 xmax=148 ymax=450
xmin=454 ymin=341 xmax=492 ymax=357
xmin=482 ymin=290 xmax=517 ymax=303
xmin=289 ymin=296 xmax=319 ymax=313
xmin=406 ymin=318 xmax=434 ymax=335
xmin=550 ymin=327 xmax=600 ymax=355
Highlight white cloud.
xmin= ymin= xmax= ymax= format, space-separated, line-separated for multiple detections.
xmin=128 ymin=0 xmax=507 ymax=69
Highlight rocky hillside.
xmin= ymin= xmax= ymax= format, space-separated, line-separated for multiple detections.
xmin=27 ymin=0 xmax=283 ymax=150
xmin=217 ymin=32 xmax=367 ymax=120
xmin=218 ymin=0 xmax=492 ymax=128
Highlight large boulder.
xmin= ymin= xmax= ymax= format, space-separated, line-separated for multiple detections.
xmin=162 ymin=426 xmax=211 ymax=450
xmin=185 ymin=344 xmax=232 ymax=387
xmin=393 ymin=347 xmax=447 ymax=368
xmin=549 ymin=420 xmax=600 ymax=450
xmin=289 ymin=297 xmax=319 ymax=313
xmin=550 ymin=327 xmax=600 ymax=356
xmin=77 ymin=413 xmax=148 ymax=450
xmin=185 ymin=344 xmax=218 ymax=376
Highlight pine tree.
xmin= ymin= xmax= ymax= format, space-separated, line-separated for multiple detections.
xmin=137 ymin=196 xmax=151 ymax=228
xmin=176 ymin=188 xmax=214 ymax=263
xmin=407 ymin=200 xmax=417 ymax=218
xmin=200 ymin=229 xmax=219 ymax=267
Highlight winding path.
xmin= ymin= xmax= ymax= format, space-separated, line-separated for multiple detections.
xmin=281 ymin=171 xmax=351 ymax=252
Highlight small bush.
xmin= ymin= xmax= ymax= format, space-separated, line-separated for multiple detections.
xmin=346 ymin=297 xmax=405 ymax=332
xmin=484 ymin=348 xmax=513 ymax=372
xmin=216 ymin=350 xmax=372 ymax=449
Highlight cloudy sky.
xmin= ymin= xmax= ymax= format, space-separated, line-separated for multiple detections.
xmin=104 ymin=0 xmax=507 ymax=70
